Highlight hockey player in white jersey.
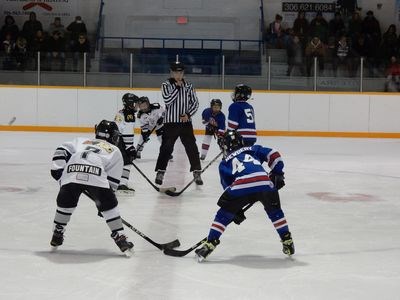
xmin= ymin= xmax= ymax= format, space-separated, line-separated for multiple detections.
xmin=135 ymin=96 xmax=166 ymax=159
xmin=50 ymin=120 xmax=134 ymax=256
xmin=114 ymin=93 xmax=138 ymax=193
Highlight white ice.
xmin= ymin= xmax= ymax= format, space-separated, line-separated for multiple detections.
xmin=0 ymin=132 xmax=399 ymax=300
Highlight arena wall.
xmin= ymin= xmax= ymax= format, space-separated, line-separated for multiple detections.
xmin=0 ymin=86 xmax=399 ymax=138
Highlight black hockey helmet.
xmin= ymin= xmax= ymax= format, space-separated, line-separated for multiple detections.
xmin=95 ymin=120 xmax=120 ymax=145
xmin=122 ymin=93 xmax=139 ymax=110
xmin=210 ymin=98 xmax=222 ymax=108
xmin=138 ymin=96 xmax=150 ymax=112
xmin=220 ymin=130 xmax=244 ymax=155
xmin=232 ymin=84 xmax=252 ymax=102
xmin=170 ymin=61 xmax=185 ymax=72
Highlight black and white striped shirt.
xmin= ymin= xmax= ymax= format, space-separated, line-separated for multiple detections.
xmin=161 ymin=78 xmax=199 ymax=123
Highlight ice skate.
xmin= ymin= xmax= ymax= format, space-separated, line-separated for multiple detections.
xmin=50 ymin=225 xmax=64 ymax=250
xmin=193 ymin=170 xmax=203 ymax=185
xmin=111 ymin=231 xmax=134 ymax=257
xmin=281 ymin=232 xmax=295 ymax=256
xmin=155 ymin=170 xmax=165 ymax=185
xmin=117 ymin=184 xmax=135 ymax=194
xmin=195 ymin=239 xmax=219 ymax=262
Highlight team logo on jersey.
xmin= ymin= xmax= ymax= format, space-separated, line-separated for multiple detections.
xmin=67 ymin=164 xmax=102 ymax=176
xmin=125 ymin=114 xmax=134 ymax=121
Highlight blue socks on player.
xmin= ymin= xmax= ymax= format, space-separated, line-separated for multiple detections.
xmin=207 ymin=208 xmax=235 ymax=241
xmin=267 ymin=208 xmax=289 ymax=238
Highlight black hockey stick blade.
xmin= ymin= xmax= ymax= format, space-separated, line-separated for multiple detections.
xmin=165 ymin=151 xmax=223 ymax=197
xmin=122 ymin=218 xmax=180 ymax=250
xmin=163 ymin=237 xmax=207 ymax=257
xmin=131 ymin=162 xmax=176 ymax=193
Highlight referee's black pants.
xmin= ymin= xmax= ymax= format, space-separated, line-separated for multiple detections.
xmin=155 ymin=122 xmax=201 ymax=172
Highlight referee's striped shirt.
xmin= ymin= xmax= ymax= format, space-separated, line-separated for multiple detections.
xmin=161 ymin=78 xmax=199 ymax=123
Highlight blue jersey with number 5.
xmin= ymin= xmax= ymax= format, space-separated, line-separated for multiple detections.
xmin=227 ymin=101 xmax=256 ymax=145
xmin=219 ymin=145 xmax=284 ymax=197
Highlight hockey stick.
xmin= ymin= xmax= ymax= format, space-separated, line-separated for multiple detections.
xmin=165 ymin=151 xmax=223 ymax=197
xmin=136 ymin=124 xmax=157 ymax=154
xmin=163 ymin=202 xmax=254 ymax=257
xmin=131 ymin=162 xmax=176 ymax=193
xmin=121 ymin=218 xmax=180 ymax=250
xmin=83 ymin=191 xmax=180 ymax=250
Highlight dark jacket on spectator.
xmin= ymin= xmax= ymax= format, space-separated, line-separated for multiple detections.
xmin=67 ymin=18 xmax=87 ymax=42
xmin=22 ymin=13 xmax=43 ymax=43
xmin=0 ymin=15 xmax=19 ymax=42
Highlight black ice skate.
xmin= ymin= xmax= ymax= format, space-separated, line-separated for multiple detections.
xmin=155 ymin=170 xmax=165 ymax=185
xmin=117 ymin=184 xmax=135 ymax=194
xmin=111 ymin=231 xmax=134 ymax=257
xmin=281 ymin=232 xmax=295 ymax=256
xmin=193 ymin=170 xmax=203 ymax=185
xmin=136 ymin=151 xmax=142 ymax=159
xmin=50 ymin=225 xmax=64 ymax=249
xmin=195 ymin=239 xmax=220 ymax=262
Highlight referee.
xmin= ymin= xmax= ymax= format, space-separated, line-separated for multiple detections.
xmin=154 ymin=61 xmax=203 ymax=185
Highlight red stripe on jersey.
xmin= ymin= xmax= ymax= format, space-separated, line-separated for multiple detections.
xmin=227 ymin=122 xmax=238 ymax=129
xmin=274 ymin=219 xmax=287 ymax=228
xmin=232 ymin=175 xmax=270 ymax=186
xmin=212 ymin=223 xmax=225 ymax=232
xmin=238 ymin=130 xmax=256 ymax=136
xmin=268 ymin=152 xmax=281 ymax=167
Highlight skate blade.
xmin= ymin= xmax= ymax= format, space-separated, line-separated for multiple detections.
xmin=50 ymin=245 xmax=59 ymax=251
xmin=117 ymin=190 xmax=135 ymax=195
xmin=123 ymin=248 xmax=134 ymax=258
xmin=195 ymin=253 xmax=205 ymax=263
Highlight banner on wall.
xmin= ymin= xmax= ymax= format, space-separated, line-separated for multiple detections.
xmin=0 ymin=0 xmax=78 ymax=27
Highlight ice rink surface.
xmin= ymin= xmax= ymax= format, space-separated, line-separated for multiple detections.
xmin=1 ymin=131 xmax=399 ymax=300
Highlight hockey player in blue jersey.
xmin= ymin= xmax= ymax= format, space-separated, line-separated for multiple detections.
xmin=195 ymin=130 xmax=294 ymax=262
xmin=200 ymin=99 xmax=226 ymax=160
xmin=227 ymin=84 xmax=256 ymax=146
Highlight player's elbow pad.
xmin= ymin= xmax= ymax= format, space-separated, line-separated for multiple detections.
xmin=51 ymin=169 xmax=63 ymax=181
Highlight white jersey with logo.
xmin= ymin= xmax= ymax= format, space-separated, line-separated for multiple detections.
xmin=51 ymin=137 xmax=123 ymax=191
xmin=138 ymin=103 xmax=165 ymax=133
xmin=114 ymin=109 xmax=135 ymax=149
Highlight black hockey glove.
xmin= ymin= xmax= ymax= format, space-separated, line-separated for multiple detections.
xmin=269 ymin=172 xmax=285 ymax=190
xmin=141 ymin=131 xmax=151 ymax=142
xmin=126 ymin=146 xmax=137 ymax=162
xmin=157 ymin=116 xmax=164 ymax=125
xmin=233 ymin=209 xmax=246 ymax=225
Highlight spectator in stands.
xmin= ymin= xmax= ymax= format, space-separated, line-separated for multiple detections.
xmin=305 ymin=36 xmax=326 ymax=76
xmin=67 ymin=16 xmax=87 ymax=48
xmin=292 ymin=11 xmax=309 ymax=48
xmin=47 ymin=30 xmax=66 ymax=71
xmin=71 ymin=33 xmax=90 ymax=71
xmin=266 ymin=14 xmax=288 ymax=49
xmin=22 ymin=12 xmax=43 ymax=44
xmin=337 ymin=0 xmax=358 ymax=17
xmin=352 ymin=34 xmax=373 ymax=76
xmin=384 ymin=56 xmax=400 ymax=92
xmin=328 ymin=12 xmax=345 ymax=41
xmin=381 ymin=25 xmax=398 ymax=64
xmin=49 ymin=17 xmax=66 ymax=38
xmin=1 ymin=32 xmax=14 ymax=70
xmin=362 ymin=11 xmax=381 ymax=76
xmin=31 ymin=30 xmax=48 ymax=69
xmin=12 ymin=36 xmax=29 ymax=71
xmin=309 ymin=12 xmax=329 ymax=43
xmin=286 ymin=35 xmax=305 ymax=76
xmin=332 ymin=35 xmax=355 ymax=77
xmin=348 ymin=11 xmax=363 ymax=45
xmin=0 ymin=15 xmax=19 ymax=43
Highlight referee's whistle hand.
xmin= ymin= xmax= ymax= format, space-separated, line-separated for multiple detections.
xmin=180 ymin=114 xmax=189 ymax=122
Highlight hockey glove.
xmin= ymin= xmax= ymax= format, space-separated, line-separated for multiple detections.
xmin=233 ymin=209 xmax=246 ymax=225
xmin=126 ymin=146 xmax=137 ymax=162
xmin=157 ymin=117 xmax=164 ymax=125
xmin=141 ymin=131 xmax=151 ymax=142
xmin=269 ymin=172 xmax=285 ymax=190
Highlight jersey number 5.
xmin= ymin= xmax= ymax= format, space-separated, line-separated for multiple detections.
xmin=244 ymin=108 xmax=254 ymax=123
xmin=231 ymin=154 xmax=261 ymax=174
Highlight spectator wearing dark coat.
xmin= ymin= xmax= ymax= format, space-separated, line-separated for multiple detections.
xmin=292 ymin=11 xmax=309 ymax=48
xmin=286 ymin=35 xmax=305 ymax=76
xmin=0 ymin=15 xmax=19 ymax=42
xmin=71 ymin=33 xmax=90 ymax=71
xmin=22 ymin=12 xmax=43 ymax=44
xmin=328 ymin=12 xmax=345 ymax=40
xmin=47 ymin=30 xmax=66 ymax=71
xmin=309 ymin=12 xmax=329 ymax=43
xmin=67 ymin=16 xmax=87 ymax=47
